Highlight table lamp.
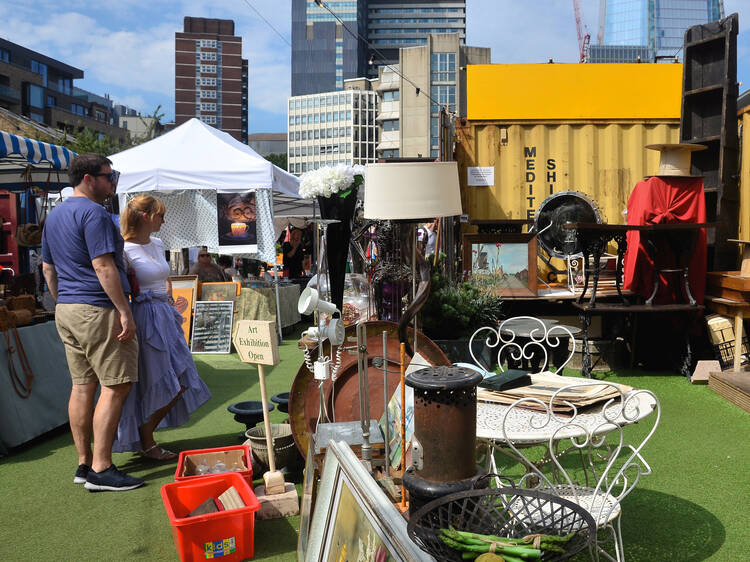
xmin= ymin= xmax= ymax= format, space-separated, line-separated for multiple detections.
xmin=364 ymin=161 xmax=463 ymax=354
xmin=364 ymin=161 xmax=462 ymax=508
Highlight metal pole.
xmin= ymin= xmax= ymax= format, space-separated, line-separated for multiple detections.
xmin=357 ymin=322 xmax=371 ymax=461
xmin=269 ymin=191 xmax=283 ymax=342
xmin=399 ymin=341 xmax=407 ymax=511
xmin=382 ymin=330 xmax=390 ymax=476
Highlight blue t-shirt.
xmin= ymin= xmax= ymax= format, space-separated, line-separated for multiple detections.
xmin=42 ymin=196 xmax=130 ymax=307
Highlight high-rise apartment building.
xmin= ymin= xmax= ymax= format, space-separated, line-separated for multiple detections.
xmin=591 ymin=0 xmax=724 ymax=62
xmin=287 ymin=78 xmax=378 ymax=175
xmin=291 ymin=0 xmax=466 ymax=95
xmin=175 ymin=17 xmax=248 ymax=142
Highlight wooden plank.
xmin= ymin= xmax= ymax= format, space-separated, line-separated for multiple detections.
xmin=709 ymin=371 xmax=750 ymax=414
xmin=705 ymin=296 xmax=750 ymax=316
xmin=706 ymin=272 xmax=750 ymax=292
xmin=705 ymin=285 xmax=750 ymax=301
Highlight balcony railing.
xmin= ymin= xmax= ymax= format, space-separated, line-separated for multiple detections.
xmin=0 ymin=83 xmax=20 ymax=103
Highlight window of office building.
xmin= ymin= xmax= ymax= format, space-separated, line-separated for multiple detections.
xmin=200 ymin=52 xmax=217 ymax=61
xmin=201 ymin=103 xmax=216 ymax=112
xmin=382 ymin=119 xmax=399 ymax=132
xmin=71 ymin=103 xmax=86 ymax=116
xmin=431 ymin=52 xmax=456 ymax=83
xmin=46 ymin=95 xmax=56 ymax=107
xmin=382 ymin=90 xmax=399 ymax=102
xmin=200 ymin=115 xmax=217 ymax=124
xmin=0 ymin=48 xmax=9 ymax=63
xmin=200 ymin=39 xmax=217 ymax=48
xmin=202 ymin=90 xmax=216 ymax=99
xmin=200 ymin=65 xmax=217 ymax=74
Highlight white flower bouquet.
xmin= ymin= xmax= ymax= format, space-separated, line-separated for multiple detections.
xmin=299 ymin=164 xmax=365 ymax=199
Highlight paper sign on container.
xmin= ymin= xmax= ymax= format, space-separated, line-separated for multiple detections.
xmin=233 ymin=320 xmax=279 ymax=366
xmin=467 ymin=166 xmax=494 ymax=186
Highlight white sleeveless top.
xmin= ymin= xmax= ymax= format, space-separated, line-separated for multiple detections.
xmin=124 ymin=237 xmax=170 ymax=295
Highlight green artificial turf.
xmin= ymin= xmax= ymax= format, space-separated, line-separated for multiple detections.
xmin=2 ymin=333 xmax=750 ymax=560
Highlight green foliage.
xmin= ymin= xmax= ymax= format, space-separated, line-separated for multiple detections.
xmin=265 ymin=152 xmax=288 ymax=171
xmin=419 ymin=255 xmax=505 ymax=340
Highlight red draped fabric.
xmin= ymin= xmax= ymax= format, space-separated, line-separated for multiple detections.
xmin=623 ymin=176 xmax=707 ymax=304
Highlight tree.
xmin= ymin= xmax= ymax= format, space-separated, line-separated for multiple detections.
xmin=265 ymin=153 xmax=288 ymax=171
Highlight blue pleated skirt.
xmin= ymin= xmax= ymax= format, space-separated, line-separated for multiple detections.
xmin=113 ymin=291 xmax=212 ymax=453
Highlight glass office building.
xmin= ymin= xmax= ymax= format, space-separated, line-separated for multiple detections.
xmin=291 ymin=0 xmax=466 ymax=94
xmin=596 ymin=0 xmax=724 ymax=62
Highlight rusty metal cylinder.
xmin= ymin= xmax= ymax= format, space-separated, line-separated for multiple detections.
xmin=405 ymin=365 xmax=483 ymax=481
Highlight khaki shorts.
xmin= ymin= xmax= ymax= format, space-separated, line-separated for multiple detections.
xmin=55 ymin=303 xmax=138 ymax=386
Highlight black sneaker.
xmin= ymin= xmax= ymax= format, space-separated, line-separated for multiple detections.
xmin=84 ymin=465 xmax=145 ymax=492
xmin=73 ymin=464 xmax=91 ymax=484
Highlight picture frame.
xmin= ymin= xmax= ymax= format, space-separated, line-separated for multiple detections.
xmin=305 ymin=441 xmax=429 ymax=562
xmin=297 ymin=437 xmax=318 ymax=561
xmin=168 ymin=275 xmax=199 ymax=344
xmin=462 ymin=233 xmax=538 ymax=297
xmin=190 ymin=301 xmax=234 ymax=354
xmin=198 ymin=281 xmax=241 ymax=301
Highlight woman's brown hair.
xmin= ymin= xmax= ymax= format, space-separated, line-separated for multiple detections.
xmin=120 ymin=194 xmax=166 ymax=240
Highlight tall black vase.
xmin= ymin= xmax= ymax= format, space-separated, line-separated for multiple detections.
xmin=317 ymin=190 xmax=358 ymax=313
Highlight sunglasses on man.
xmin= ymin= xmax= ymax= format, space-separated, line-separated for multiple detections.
xmin=89 ymin=170 xmax=120 ymax=184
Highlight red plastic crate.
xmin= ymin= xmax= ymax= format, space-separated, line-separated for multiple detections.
xmin=175 ymin=445 xmax=253 ymax=489
xmin=161 ymin=472 xmax=260 ymax=561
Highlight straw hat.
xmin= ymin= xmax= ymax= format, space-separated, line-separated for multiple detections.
xmin=645 ymin=143 xmax=706 ymax=177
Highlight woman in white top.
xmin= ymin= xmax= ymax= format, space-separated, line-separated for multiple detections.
xmin=113 ymin=195 xmax=211 ymax=460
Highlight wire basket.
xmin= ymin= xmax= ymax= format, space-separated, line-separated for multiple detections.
xmin=407 ymin=487 xmax=596 ymax=562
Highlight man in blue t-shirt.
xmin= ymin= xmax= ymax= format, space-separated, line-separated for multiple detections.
xmin=42 ymin=153 xmax=143 ymax=492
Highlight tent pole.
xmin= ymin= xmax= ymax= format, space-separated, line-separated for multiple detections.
xmin=270 ymin=189 xmax=283 ymax=342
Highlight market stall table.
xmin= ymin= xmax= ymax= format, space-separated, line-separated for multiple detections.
xmin=235 ymin=283 xmax=301 ymax=329
xmin=0 ymin=321 xmax=71 ymax=454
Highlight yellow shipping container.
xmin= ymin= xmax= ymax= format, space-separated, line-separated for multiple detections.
xmin=456 ymin=119 xmax=680 ymax=226
xmin=459 ymin=63 xmax=683 ymax=226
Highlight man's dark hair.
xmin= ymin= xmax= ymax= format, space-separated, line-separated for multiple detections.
xmin=68 ymin=153 xmax=112 ymax=187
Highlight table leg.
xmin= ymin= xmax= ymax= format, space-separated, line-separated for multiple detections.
xmin=645 ymin=238 xmax=659 ymax=306
xmin=734 ymin=311 xmax=744 ymax=372
xmin=580 ymin=311 xmax=591 ymax=378
xmin=578 ymin=250 xmax=591 ymax=304
xmin=681 ymin=313 xmax=695 ymax=379
xmin=613 ymin=233 xmax=629 ymax=305
xmin=589 ymin=237 xmax=605 ymax=307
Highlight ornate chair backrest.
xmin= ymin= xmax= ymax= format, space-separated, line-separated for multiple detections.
xmin=497 ymin=380 xmax=661 ymax=527
xmin=468 ymin=316 xmax=576 ymax=375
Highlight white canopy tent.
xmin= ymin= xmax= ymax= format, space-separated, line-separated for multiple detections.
xmin=110 ymin=118 xmax=315 ymax=337
xmin=111 ymin=118 xmax=314 ymax=259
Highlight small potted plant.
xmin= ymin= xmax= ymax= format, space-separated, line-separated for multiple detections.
xmin=419 ymin=255 xmax=505 ymax=365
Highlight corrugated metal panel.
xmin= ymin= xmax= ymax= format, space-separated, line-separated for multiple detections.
xmin=456 ymin=120 xmax=680 ymax=226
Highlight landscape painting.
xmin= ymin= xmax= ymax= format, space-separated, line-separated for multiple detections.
xmin=463 ymin=233 xmax=538 ymax=297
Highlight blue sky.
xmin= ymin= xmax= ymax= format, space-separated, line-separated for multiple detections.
xmin=0 ymin=1 xmax=747 ymax=133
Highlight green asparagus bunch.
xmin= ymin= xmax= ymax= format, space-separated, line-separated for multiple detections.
xmin=439 ymin=527 xmax=575 ymax=561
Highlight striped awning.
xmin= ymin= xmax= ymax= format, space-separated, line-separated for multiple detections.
xmin=0 ymin=129 xmax=76 ymax=170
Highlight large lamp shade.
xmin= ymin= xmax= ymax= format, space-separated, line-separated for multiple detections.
xmin=364 ymin=161 xmax=462 ymax=220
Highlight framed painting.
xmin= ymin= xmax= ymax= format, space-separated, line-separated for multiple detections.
xmin=199 ymin=281 xmax=241 ymax=301
xmin=190 ymin=301 xmax=234 ymax=354
xmin=305 ymin=441 xmax=429 ymax=562
xmin=462 ymin=233 xmax=538 ymax=297
xmin=168 ymin=275 xmax=199 ymax=344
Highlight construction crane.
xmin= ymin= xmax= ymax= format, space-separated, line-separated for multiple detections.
xmin=573 ymin=0 xmax=590 ymax=62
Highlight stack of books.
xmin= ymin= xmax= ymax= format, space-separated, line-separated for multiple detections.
xmin=477 ymin=372 xmax=633 ymax=414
